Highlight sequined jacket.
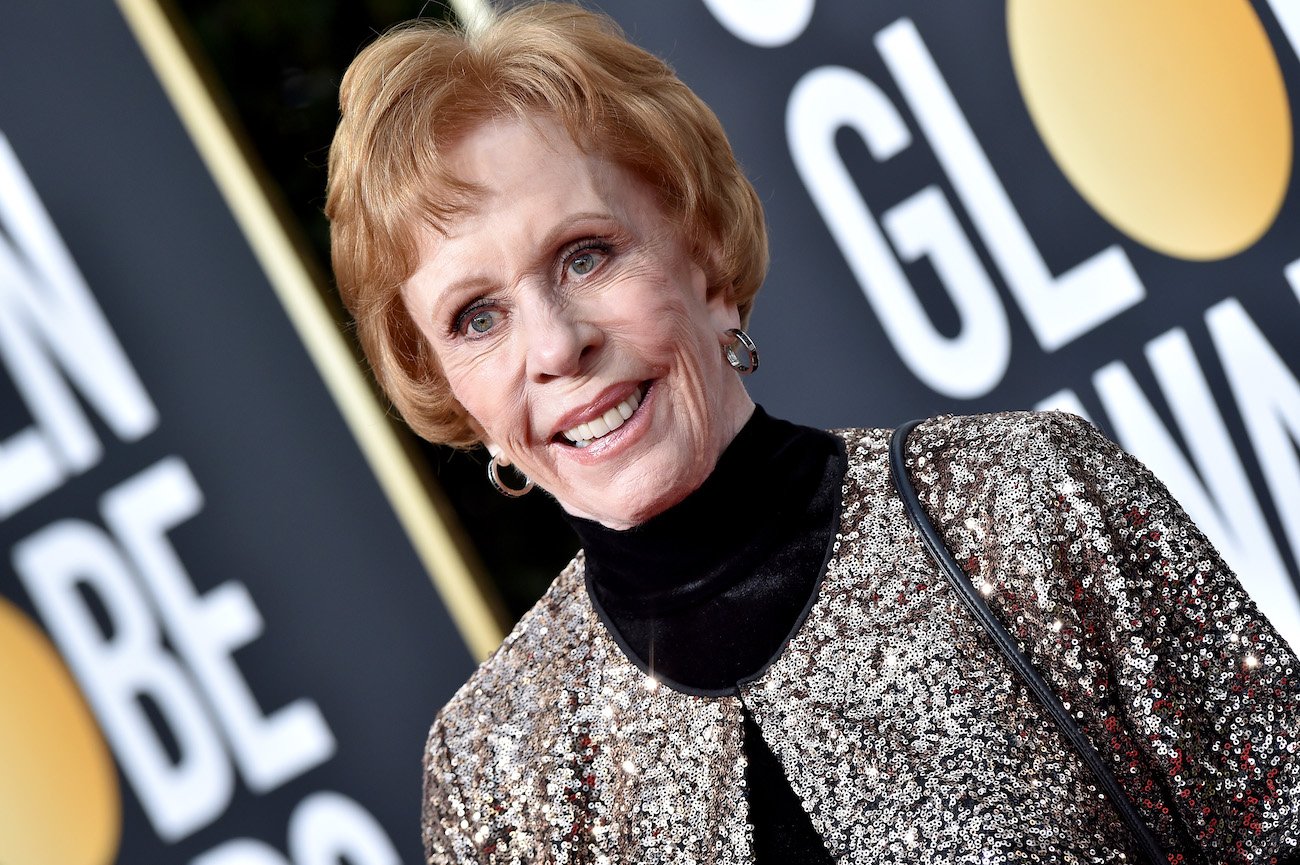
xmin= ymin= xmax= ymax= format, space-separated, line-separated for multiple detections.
xmin=422 ymin=412 xmax=1300 ymax=864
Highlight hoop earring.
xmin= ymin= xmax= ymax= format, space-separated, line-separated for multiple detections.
xmin=723 ymin=328 xmax=759 ymax=375
xmin=487 ymin=453 xmax=534 ymax=498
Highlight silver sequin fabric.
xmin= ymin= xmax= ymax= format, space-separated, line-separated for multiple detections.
xmin=423 ymin=412 xmax=1300 ymax=864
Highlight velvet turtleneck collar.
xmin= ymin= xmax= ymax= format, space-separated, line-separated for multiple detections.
xmin=564 ymin=405 xmax=847 ymax=695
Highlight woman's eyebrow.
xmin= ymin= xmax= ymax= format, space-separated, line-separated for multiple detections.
xmin=409 ymin=210 xmax=624 ymax=318
xmin=535 ymin=211 xmax=618 ymax=253
xmin=409 ymin=272 xmax=499 ymax=323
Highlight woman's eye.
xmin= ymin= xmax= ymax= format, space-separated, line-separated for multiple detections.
xmin=564 ymin=244 xmax=608 ymax=278
xmin=455 ymin=304 xmax=501 ymax=338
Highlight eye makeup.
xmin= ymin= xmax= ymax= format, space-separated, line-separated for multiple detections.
xmin=451 ymin=297 xmax=503 ymax=339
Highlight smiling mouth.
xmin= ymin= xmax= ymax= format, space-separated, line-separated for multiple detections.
xmin=557 ymin=383 xmax=651 ymax=448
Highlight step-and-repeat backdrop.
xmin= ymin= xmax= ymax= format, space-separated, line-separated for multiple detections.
xmin=3 ymin=1 xmax=1300 ymax=863
xmin=0 ymin=3 xmax=486 ymax=864
xmin=593 ymin=0 xmax=1300 ymax=647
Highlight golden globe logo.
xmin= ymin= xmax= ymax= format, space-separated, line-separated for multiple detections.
xmin=0 ymin=596 xmax=120 ymax=865
xmin=1009 ymin=0 xmax=1292 ymax=261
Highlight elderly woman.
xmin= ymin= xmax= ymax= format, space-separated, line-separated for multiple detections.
xmin=326 ymin=4 xmax=1300 ymax=863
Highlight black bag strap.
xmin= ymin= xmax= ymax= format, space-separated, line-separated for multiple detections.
xmin=889 ymin=419 xmax=1170 ymax=865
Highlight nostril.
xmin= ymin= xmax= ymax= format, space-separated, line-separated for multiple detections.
xmin=524 ymin=314 xmax=601 ymax=381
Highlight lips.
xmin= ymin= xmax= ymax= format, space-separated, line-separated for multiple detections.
xmin=553 ymin=382 xmax=650 ymax=448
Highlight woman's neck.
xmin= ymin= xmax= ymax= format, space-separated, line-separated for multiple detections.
xmin=565 ymin=406 xmax=847 ymax=691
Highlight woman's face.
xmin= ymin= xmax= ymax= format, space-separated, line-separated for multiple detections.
xmin=402 ymin=117 xmax=755 ymax=529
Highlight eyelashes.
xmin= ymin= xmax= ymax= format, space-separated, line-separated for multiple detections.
xmin=559 ymin=238 xmax=612 ymax=279
xmin=453 ymin=298 xmax=501 ymax=338
xmin=447 ymin=236 xmax=616 ymax=340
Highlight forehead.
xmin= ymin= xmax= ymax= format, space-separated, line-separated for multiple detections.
xmin=445 ymin=116 xmax=622 ymax=221
xmin=412 ymin=116 xmax=670 ymax=268
xmin=402 ymin=116 xmax=681 ymax=317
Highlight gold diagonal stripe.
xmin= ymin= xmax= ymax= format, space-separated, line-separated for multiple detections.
xmin=115 ymin=0 xmax=505 ymax=660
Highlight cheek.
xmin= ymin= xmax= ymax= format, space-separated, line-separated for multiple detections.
xmin=669 ymin=311 xmax=718 ymax=370
xmin=438 ymin=351 xmax=520 ymax=437
xmin=606 ymin=308 xmax=715 ymax=380
xmin=609 ymin=275 xmax=717 ymax=352
xmin=658 ymin=286 xmax=723 ymax=359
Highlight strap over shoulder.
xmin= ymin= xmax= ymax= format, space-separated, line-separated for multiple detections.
xmin=889 ymin=418 xmax=1169 ymax=865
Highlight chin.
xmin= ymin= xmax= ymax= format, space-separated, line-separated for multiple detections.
xmin=566 ymin=482 xmax=692 ymax=531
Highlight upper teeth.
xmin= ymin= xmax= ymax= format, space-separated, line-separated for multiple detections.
xmin=562 ymin=390 xmax=642 ymax=446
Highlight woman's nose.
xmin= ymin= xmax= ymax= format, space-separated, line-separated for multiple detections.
xmin=523 ymin=298 xmax=602 ymax=382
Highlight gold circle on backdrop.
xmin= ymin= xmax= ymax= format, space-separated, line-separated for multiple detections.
xmin=1007 ymin=0 xmax=1292 ymax=261
xmin=0 ymin=596 xmax=121 ymax=865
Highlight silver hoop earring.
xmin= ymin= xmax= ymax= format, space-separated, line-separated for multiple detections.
xmin=487 ymin=453 xmax=534 ymax=497
xmin=723 ymin=328 xmax=759 ymax=375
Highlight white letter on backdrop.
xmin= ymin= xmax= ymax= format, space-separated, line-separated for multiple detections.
xmin=1263 ymin=0 xmax=1300 ymax=61
xmin=701 ymin=0 xmax=814 ymax=47
xmin=0 ymin=132 xmax=157 ymax=518
xmin=876 ymin=19 xmax=1146 ymax=351
xmin=191 ymin=840 xmax=289 ymax=865
xmin=787 ymin=65 xmax=1009 ymax=398
xmin=1206 ymin=299 xmax=1300 ymax=646
xmin=289 ymin=793 xmax=402 ymax=865
xmin=14 ymin=519 xmax=233 ymax=841
xmin=101 ymin=458 xmax=335 ymax=794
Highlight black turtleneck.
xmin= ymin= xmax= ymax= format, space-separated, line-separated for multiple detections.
xmin=564 ymin=406 xmax=846 ymax=862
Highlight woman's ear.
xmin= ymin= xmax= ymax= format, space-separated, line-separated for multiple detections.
xmin=697 ymin=235 xmax=741 ymax=334
xmin=472 ymin=416 xmax=500 ymax=461
xmin=712 ymin=288 xmax=743 ymax=331
xmin=707 ymin=285 xmax=743 ymax=335
xmin=484 ymin=441 xmax=505 ymax=462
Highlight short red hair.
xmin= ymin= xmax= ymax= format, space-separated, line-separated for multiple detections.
xmin=326 ymin=2 xmax=767 ymax=446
